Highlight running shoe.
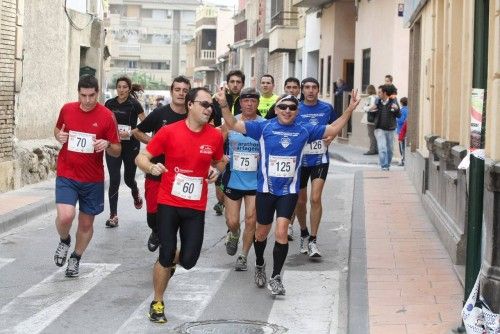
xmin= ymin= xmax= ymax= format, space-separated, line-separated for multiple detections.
xmin=299 ymin=236 xmax=308 ymax=254
xmin=235 ymin=254 xmax=247 ymax=271
xmin=308 ymin=240 xmax=322 ymax=258
xmin=254 ymin=262 xmax=266 ymax=288
xmin=105 ymin=215 xmax=119 ymax=228
xmin=54 ymin=239 xmax=70 ymax=267
xmin=147 ymin=231 xmax=160 ymax=252
xmin=287 ymin=224 xmax=294 ymax=241
xmin=213 ymin=202 xmax=224 ymax=216
xmin=133 ymin=193 xmax=143 ymax=210
xmin=148 ymin=301 xmax=167 ymax=323
xmin=225 ymin=229 xmax=240 ymax=256
xmin=268 ymin=275 xmax=286 ymax=295
xmin=65 ymin=257 xmax=80 ymax=277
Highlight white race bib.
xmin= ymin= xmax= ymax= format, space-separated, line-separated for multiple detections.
xmin=268 ymin=155 xmax=296 ymax=178
xmin=303 ymin=140 xmax=327 ymax=155
xmin=171 ymin=173 xmax=203 ymax=200
xmin=68 ymin=130 xmax=95 ymax=154
xmin=118 ymin=124 xmax=131 ymax=140
xmin=233 ymin=152 xmax=258 ymax=172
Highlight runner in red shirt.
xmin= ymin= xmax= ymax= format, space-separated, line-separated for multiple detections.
xmin=53 ymin=75 xmax=121 ymax=278
xmin=136 ymin=87 xmax=225 ymax=323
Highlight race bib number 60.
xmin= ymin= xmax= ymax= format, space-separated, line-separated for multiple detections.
xmin=68 ymin=131 xmax=95 ymax=154
xmin=171 ymin=173 xmax=203 ymax=200
xmin=269 ymin=155 xmax=296 ymax=178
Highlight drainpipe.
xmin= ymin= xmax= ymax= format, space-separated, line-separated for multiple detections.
xmin=464 ymin=0 xmax=489 ymax=306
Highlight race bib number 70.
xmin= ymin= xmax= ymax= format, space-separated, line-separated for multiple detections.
xmin=68 ymin=130 xmax=95 ymax=154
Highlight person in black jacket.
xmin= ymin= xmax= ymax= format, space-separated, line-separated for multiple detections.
xmin=368 ymin=84 xmax=401 ymax=171
xmin=104 ymin=76 xmax=145 ymax=227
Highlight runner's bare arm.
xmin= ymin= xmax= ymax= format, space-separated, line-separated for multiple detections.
xmin=132 ymin=128 xmax=152 ymax=144
xmin=213 ymin=87 xmax=246 ymax=134
xmin=105 ymin=142 xmax=121 ymax=157
xmin=135 ymin=149 xmax=166 ymax=176
xmin=54 ymin=124 xmax=68 ymax=144
xmin=323 ymin=89 xmax=361 ymax=139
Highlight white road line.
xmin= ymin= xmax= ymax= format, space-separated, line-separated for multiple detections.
xmin=0 ymin=263 xmax=119 ymax=334
xmin=116 ymin=267 xmax=230 ymax=334
xmin=267 ymin=270 xmax=340 ymax=334
xmin=0 ymin=258 xmax=14 ymax=270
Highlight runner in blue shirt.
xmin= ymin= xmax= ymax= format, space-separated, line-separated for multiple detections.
xmin=220 ymin=87 xmax=264 ymax=271
xmin=295 ymin=77 xmax=337 ymax=258
xmin=215 ymin=88 xmax=360 ymax=296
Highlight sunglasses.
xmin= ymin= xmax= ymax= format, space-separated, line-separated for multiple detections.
xmin=194 ymin=100 xmax=214 ymax=109
xmin=276 ymin=104 xmax=298 ymax=111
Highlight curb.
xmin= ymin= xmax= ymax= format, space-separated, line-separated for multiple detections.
xmin=0 ymin=197 xmax=55 ymax=234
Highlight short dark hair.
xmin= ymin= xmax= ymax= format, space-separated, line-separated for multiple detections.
xmin=366 ymin=84 xmax=376 ymax=95
xmin=385 ymin=74 xmax=393 ymax=83
xmin=284 ymin=77 xmax=300 ymax=87
xmin=184 ymin=87 xmax=211 ymax=111
xmin=381 ymin=84 xmax=397 ymax=96
xmin=301 ymin=77 xmax=320 ymax=90
xmin=78 ymin=75 xmax=99 ymax=92
xmin=226 ymin=70 xmax=245 ymax=85
xmin=261 ymin=74 xmax=275 ymax=84
xmin=400 ymin=97 xmax=408 ymax=106
xmin=170 ymin=76 xmax=191 ymax=91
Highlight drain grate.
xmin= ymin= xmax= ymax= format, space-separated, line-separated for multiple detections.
xmin=175 ymin=319 xmax=288 ymax=334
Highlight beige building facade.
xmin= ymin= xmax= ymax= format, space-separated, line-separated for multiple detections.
xmin=0 ymin=0 xmax=106 ymax=192
xmin=404 ymin=0 xmax=500 ymax=311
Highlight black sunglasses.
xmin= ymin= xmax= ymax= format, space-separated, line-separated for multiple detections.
xmin=276 ymin=103 xmax=298 ymax=111
xmin=194 ymin=100 xmax=214 ymax=109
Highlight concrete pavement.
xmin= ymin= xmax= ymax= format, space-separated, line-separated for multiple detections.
xmin=0 ymin=142 xmax=464 ymax=333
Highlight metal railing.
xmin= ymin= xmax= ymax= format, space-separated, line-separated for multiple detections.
xmin=270 ymin=11 xmax=298 ymax=28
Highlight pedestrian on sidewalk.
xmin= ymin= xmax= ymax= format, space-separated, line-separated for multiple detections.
xmin=104 ymin=76 xmax=146 ymax=228
xmin=53 ymin=75 xmax=121 ymax=277
xmin=132 ymin=76 xmax=191 ymax=253
xmin=215 ymin=88 xmax=360 ymax=296
xmin=135 ymin=87 xmax=225 ymax=323
xmin=370 ymin=84 xmax=401 ymax=171
xmin=361 ymin=84 xmax=378 ymax=155
xmin=396 ymin=97 xmax=408 ymax=166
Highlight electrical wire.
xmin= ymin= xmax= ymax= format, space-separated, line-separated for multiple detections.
xmin=64 ymin=0 xmax=95 ymax=31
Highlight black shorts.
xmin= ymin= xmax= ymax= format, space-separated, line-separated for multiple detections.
xmin=256 ymin=192 xmax=298 ymax=225
xmin=157 ymin=204 xmax=205 ymax=269
xmin=215 ymin=174 xmax=224 ymax=190
xmin=300 ymin=163 xmax=329 ymax=189
xmin=224 ymin=187 xmax=256 ymax=201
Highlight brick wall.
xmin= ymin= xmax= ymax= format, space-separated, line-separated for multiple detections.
xmin=0 ymin=0 xmax=16 ymax=162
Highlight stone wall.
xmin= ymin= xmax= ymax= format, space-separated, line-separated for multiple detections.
xmin=14 ymin=139 xmax=59 ymax=186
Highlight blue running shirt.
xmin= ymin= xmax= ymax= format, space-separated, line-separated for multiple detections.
xmin=297 ymin=100 xmax=337 ymax=167
xmin=225 ymin=115 xmax=264 ymax=191
xmin=244 ymin=118 xmax=326 ymax=195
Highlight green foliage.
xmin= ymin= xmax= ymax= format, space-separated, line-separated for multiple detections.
xmin=108 ymin=72 xmax=168 ymax=90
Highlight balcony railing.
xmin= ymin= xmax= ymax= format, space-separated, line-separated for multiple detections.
xmin=271 ymin=11 xmax=298 ymax=28
xmin=200 ymin=49 xmax=216 ymax=60
xmin=120 ymin=16 xmax=140 ymax=26
xmin=119 ymin=44 xmax=140 ymax=55
xmin=234 ymin=20 xmax=247 ymax=43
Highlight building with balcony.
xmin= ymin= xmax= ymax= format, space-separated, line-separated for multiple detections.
xmin=105 ymin=0 xmax=200 ymax=90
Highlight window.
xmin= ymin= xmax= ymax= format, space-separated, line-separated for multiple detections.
xmin=151 ymin=62 xmax=166 ymax=70
xmin=320 ymin=58 xmax=324 ymax=95
xmin=152 ymin=34 xmax=167 ymax=44
xmin=362 ymin=48 xmax=371 ymax=92
xmin=166 ymin=60 xmax=171 ymax=70
xmin=327 ymin=56 xmax=332 ymax=96
xmin=251 ymin=57 xmax=255 ymax=77
xmin=152 ymin=9 xmax=166 ymax=20
xmin=128 ymin=61 xmax=138 ymax=68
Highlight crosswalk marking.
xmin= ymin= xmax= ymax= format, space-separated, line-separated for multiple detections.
xmin=116 ymin=267 xmax=230 ymax=333
xmin=0 ymin=263 xmax=119 ymax=334
xmin=267 ymin=270 xmax=340 ymax=334
xmin=0 ymin=258 xmax=14 ymax=270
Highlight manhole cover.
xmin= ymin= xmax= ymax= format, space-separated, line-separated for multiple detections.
xmin=175 ymin=319 xmax=287 ymax=333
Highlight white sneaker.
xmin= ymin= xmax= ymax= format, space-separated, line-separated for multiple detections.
xmin=287 ymin=225 xmax=294 ymax=241
xmin=299 ymin=237 xmax=308 ymax=254
xmin=308 ymin=240 xmax=322 ymax=258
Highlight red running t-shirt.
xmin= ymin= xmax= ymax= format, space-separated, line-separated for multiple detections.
xmin=55 ymin=102 xmax=120 ymax=182
xmin=146 ymin=120 xmax=223 ymax=211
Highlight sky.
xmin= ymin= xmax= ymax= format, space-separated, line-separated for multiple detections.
xmin=203 ymin=0 xmax=238 ymax=7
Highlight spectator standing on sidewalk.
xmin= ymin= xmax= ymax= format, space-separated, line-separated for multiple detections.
xmin=104 ymin=76 xmax=145 ymax=228
xmin=397 ymin=97 xmax=408 ymax=166
xmin=369 ymin=84 xmax=401 ymax=171
xmin=53 ymin=75 xmax=121 ymax=277
xmin=132 ymin=76 xmax=191 ymax=252
xmin=361 ymin=84 xmax=378 ymax=155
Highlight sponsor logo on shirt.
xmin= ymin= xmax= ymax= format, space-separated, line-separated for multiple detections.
xmin=174 ymin=167 xmax=194 ymax=174
xmin=199 ymin=145 xmax=213 ymax=155
xmin=92 ymin=122 xmax=98 ymax=127
xmin=280 ymin=137 xmax=291 ymax=148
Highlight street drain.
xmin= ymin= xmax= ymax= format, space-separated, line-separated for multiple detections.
xmin=175 ymin=319 xmax=288 ymax=333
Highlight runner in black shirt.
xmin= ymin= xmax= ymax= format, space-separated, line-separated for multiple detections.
xmin=132 ymin=76 xmax=191 ymax=252
xmin=104 ymin=76 xmax=145 ymax=228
